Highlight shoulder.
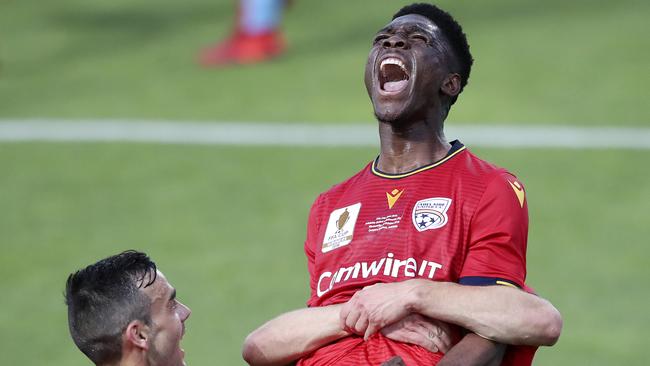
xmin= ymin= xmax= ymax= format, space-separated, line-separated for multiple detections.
xmin=315 ymin=161 xmax=373 ymax=204
xmin=449 ymin=149 xmax=527 ymax=214
xmin=458 ymin=151 xmax=528 ymax=214
xmin=457 ymin=149 xmax=523 ymax=189
xmin=308 ymin=161 xmax=372 ymax=216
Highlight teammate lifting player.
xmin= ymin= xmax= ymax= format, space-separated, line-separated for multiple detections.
xmin=243 ymin=3 xmax=562 ymax=365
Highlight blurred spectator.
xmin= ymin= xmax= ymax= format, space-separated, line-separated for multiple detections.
xmin=200 ymin=0 xmax=288 ymax=66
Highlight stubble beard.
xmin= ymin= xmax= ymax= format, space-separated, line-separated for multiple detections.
xmin=147 ymin=333 xmax=181 ymax=366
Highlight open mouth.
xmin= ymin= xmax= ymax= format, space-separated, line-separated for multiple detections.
xmin=379 ymin=57 xmax=410 ymax=93
xmin=180 ymin=326 xmax=186 ymax=356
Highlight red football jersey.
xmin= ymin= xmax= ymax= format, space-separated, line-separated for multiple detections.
xmin=297 ymin=141 xmax=535 ymax=366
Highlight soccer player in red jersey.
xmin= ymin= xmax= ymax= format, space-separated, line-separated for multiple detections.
xmin=243 ymin=3 xmax=562 ymax=365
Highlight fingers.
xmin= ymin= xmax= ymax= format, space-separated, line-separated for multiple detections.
xmin=415 ymin=318 xmax=452 ymax=354
xmin=382 ymin=323 xmax=417 ymax=343
xmin=354 ymin=312 xmax=369 ymax=335
xmin=344 ymin=306 xmax=362 ymax=334
xmin=378 ymin=315 xmax=453 ymax=354
xmin=340 ymin=284 xmax=411 ymax=341
xmin=341 ymin=298 xmax=371 ymax=335
xmin=428 ymin=330 xmax=445 ymax=353
xmin=364 ymin=322 xmax=380 ymax=341
xmin=382 ymin=314 xmax=452 ymax=354
xmin=383 ymin=323 xmax=438 ymax=353
xmin=364 ymin=309 xmax=390 ymax=340
xmin=432 ymin=321 xmax=453 ymax=353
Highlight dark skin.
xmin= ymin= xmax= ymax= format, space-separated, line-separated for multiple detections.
xmin=438 ymin=334 xmax=506 ymax=366
xmin=364 ymin=14 xmax=506 ymax=365
xmin=365 ymin=14 xmax=459 ymax=173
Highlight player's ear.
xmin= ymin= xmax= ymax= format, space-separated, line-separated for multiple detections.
xmin=124 ymin=320 xmax=150 ymax=351
xmin=441 ymin=73 xmax=461 ymax=97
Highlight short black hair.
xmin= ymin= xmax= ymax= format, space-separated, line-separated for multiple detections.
xmin=65 ymin=250 xmax=157 ymax=365
xmin=393 ymin=3 xmax=473 ymax=105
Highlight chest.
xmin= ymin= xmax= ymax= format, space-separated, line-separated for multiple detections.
xmin=313 ymin=175 xmax=482 ymax=282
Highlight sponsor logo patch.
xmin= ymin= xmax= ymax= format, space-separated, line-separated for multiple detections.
xmin=322 ymin=203 xmax=361 ymax=253
xmin=316 ymin=252 xmax=444 ymax=297
xmin=412 ymin=197 xmax=451 ymax=232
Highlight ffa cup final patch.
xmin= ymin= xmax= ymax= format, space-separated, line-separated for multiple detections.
xmin=412 ymin=197 xmax=451 ymax=232
xmin=322 ymin=203 xmax=362 ymax=253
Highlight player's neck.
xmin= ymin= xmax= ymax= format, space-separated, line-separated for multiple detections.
xmin=108 ymin=352 xmax=149 ymax=366
xmin=376 ymin=117 xmax=450 ymax=174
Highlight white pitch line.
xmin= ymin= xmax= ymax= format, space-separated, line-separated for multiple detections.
xmin=0 ymin=119 xmax=649 ymax=149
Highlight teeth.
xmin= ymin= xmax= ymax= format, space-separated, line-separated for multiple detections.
xmin=380 ymin=57 xmax=407 ymax=73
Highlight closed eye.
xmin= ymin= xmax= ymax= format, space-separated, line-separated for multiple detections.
xmin=373 ymin=34 xmax=389 ymax=45
xmin=411 ymin=34 xmax=429 ymax=43
xmin=168 ymin=289 xmax=178 ymax=310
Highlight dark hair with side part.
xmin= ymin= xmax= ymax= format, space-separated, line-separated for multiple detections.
xmin=65 ymin=250 xmax=157 ymax=365
xmin=393 ymin=3 xmax=474 ymax=106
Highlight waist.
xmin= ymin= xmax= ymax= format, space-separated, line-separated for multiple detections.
xmin=297 ymin=333 xmax=442 ymax=366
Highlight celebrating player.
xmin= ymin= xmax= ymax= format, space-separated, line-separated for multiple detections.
xmin=243 ymin=3 xmax=562 ymax=365
xmin=65 ymin=250 xmax=191 ymax=366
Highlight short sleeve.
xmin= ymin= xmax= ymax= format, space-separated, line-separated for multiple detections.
xmin=304 ymin=194 xmax=324 ymax=306
xmin=460 ymin=172 xmax=529 ymax=287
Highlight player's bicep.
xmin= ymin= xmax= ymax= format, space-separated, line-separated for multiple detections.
xmin=460 ymin=173 xmax=528 ymax=287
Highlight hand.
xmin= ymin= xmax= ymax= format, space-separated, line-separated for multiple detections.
xmin=381 ymin=314 xmax=455 ymax=354
xmin=339 ymin=281 xmax=420 ymax=340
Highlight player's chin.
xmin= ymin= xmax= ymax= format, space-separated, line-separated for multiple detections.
xmin=371 ymin=94 xmax=414 ymax=123
xmin=175 ymin=344 xmax=186 ymax=366
xmin=177 ymin=352 xmax=187 ymax=366
xmin=373 ymin=103 xmax=411 ymax=124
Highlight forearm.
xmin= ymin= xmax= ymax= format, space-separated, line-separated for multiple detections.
xmin=242 ymin=304 xmax=349 ymax=366
xmin=437 ymin=333 xmax=505 ymax=366
xmin=407 ymin=280 xmax=562 ymax=346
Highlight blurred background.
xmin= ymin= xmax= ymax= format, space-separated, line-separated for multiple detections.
xmin=0 ymin=0 xmax=648 ymax=364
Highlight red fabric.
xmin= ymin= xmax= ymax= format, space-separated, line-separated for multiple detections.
xmin=298 ymin=333 xmax=442 ymax=366
xmin=299 ymin=143 xmax=536 ymax=365
xmin=502 ymin=345 xmax=537 ymax=366
xmin=459 ymin=172 xmax=529 ymax=286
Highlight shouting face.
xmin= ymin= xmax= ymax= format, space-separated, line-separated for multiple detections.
xmin=143 ymin=271 xmax=192 ymax=366
xmin=365 ymin=14 xmax=458 ymax=123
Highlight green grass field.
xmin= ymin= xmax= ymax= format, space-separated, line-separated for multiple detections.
xmin=1 ymin=144 xmax=649 ymax=365
xmin=1 ymin=0 xmax=649 ymax=365
xmin=1 ymin=0 xmax=648 ymax=124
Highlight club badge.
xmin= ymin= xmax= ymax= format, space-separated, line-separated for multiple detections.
xmin=412 ymin=197 xmax=451 ymax=232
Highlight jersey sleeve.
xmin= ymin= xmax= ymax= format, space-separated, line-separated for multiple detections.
xmin=459 ymin=172 xmax=529 ymax=288
xmin=304 ymin=194 xmax=324 ymax=306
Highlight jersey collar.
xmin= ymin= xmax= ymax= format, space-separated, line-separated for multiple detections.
xmin=371 ymin=140 xmax=466 ymax=179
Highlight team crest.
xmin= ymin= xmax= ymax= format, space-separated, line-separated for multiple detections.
xmin=322 ymin=203 xmax=361 ymax=253
xmin=412 ymin=197 xmax=451 ymax=232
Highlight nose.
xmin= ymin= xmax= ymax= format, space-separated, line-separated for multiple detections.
xmin=180 ymin=302 xmax=191 ymax=321
xmin=382 ymin=34 xmax=409 ymax=50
